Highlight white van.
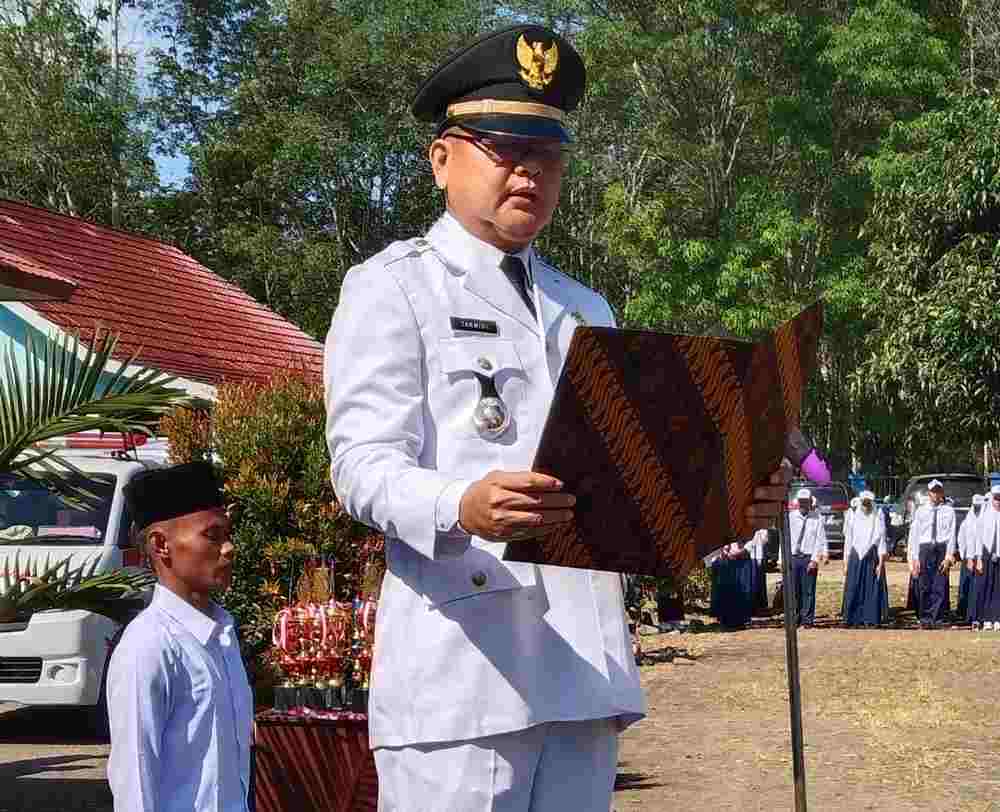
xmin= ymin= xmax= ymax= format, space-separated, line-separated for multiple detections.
xmin=0 ymin=433 xmax=168 ymax=733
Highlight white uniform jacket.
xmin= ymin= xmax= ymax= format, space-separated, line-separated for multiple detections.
xmin=325 ymin=213 xmax=646 ymax=749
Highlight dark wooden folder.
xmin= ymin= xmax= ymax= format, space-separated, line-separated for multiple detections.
xmin=503 ymin=303 xmax=823 ymax=578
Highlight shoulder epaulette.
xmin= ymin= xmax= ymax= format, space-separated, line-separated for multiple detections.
xmin=536 ymin=255 xmax=590 ymax=290
xmin=381 ymin=237 xmax=434 ymax=267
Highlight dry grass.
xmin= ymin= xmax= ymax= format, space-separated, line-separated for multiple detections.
xmin=618 ymin=562 xmax=1000 ymax=810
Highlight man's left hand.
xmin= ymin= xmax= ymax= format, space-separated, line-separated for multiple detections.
xmin=745 ymin=460 xmax=794 ymax=529
xmin=938 ymin=558 xmax=951 ymax=575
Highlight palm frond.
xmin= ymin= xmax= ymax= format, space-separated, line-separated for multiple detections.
xmin=0 ymin=327 xmax=191 ymax=480
xmin=0 ymin=553 xmax=154 ymax=624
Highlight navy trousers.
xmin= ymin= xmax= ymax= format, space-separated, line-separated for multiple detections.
xmin=750 ymin=560 xmax=768 ymax=614
xmin=916 ymin=543 xmax=950 ymax=624
xmin=790 ymin=554 xmax=817 ymax=626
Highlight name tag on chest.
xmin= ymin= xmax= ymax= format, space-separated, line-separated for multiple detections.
xmin=451 ymin=317 xmax=499 ymax=335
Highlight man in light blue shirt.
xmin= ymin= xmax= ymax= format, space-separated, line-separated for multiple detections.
xmin=107 ymin=461 xmax=253 ymax=812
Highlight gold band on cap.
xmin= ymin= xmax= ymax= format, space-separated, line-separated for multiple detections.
xmin=445 ymin=99 xmax=565 ymax=122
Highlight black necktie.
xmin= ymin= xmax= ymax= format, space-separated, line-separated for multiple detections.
xmin=501 ymin=255 xmax=536 ymax=320
xmin=931 ymin=507 xmax=938 ymax=543
xmin=794 ymin=514 xmax=807 ymax=555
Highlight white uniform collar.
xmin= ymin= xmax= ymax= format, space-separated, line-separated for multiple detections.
xmin=152 ymin=583 xmax=230 ymax=646
xmin=429 ymin=212 xmax=534 ymax=283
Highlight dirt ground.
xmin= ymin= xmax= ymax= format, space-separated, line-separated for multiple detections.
xmin=0 ymin=704 xmax=111 ymax=812
xmin=615 ymin=561 xmax=1000 ymax=811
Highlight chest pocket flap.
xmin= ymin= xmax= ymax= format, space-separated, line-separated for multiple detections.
xmin=438 ymin=337 xmax=524 ymax=378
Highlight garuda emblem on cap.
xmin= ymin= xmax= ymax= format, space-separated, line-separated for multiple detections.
xmin=516 ymin=33 xmax=558 ymax=90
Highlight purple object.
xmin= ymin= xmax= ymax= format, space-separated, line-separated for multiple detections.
xmin=800 ymin=449 xmax=832 ymax=485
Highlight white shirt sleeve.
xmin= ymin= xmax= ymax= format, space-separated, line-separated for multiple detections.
xmin=979 ymin=513 xmax=994 ymax=561
xmin=813 ymin=518 xmax=828 ymax=562
xmin=325 ymin=265 xmax=473 ymax=560
xmin=908 ymin=508 xmax=924 ymax=562
xmin=944 ymin=507 xmax=957 ymax=558
xmin=875 ymin=515 xmax=887 ymax=558
xmin=107 ymin=626 xmax=174 ymax=812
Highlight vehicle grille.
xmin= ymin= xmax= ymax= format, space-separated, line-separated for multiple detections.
xmin=0 ymin=657 xmax=43 ymax=684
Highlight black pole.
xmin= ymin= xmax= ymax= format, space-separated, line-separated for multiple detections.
xmin=778 ymin=500 xmax=808 ymax=811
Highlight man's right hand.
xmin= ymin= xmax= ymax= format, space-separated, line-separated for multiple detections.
xmin=459 ymin=471 xmax=576 ymax=542
xmin=910 ymin=560 xmax=920 ymax=578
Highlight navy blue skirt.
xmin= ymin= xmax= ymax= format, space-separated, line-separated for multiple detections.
xmin=958 ymin=563 xmax=974 ymax=620
xmin=710 ymin=557 xmax=753 ymax=628
xmin=842 ymin=547 xmax=888 ymax=626
xmin=975 ymin=559 xmax=1000 ymax=623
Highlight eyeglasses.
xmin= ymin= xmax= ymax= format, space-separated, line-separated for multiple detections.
xmin=444 ymin=131 xmax=571 ymax=167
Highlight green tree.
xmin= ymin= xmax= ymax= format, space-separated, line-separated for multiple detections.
xmin=862 ymin=93 xmax=1000 ymax=469
xmin=142 ymin=0 xmax=502 ymax=337
xmin=0 ymin=0 xmax=157 ymax=224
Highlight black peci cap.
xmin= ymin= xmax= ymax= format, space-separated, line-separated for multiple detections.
xmin=124 ymin=461 xmax=225 ymax=531
xmin=412 ymin=24 xmax=586 ymax=142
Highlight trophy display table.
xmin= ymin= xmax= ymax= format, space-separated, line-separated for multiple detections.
xmin=254 ymin=709 xmax=377 ymax=812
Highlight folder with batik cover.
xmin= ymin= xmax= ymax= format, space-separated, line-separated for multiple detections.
xmin=503 ymin=302 xmax=823 ymax=578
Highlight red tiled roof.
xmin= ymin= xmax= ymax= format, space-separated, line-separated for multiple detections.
xmin=0 ymin=200 xmax=323 ymax=385
xmin=0 ymin=246 xmax=77 ymax=301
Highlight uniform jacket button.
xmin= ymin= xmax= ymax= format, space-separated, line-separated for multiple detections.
xmin=471 ymin=571 xmax=488 ymax=588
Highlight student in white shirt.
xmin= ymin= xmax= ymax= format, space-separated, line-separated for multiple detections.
xmin=907 ymin=479 xmax=956 ymax=628
xmin=840 ymin=491 xmax=888 ymax=627
xmin=708 ymin=541 xmax=754 ymax=629
xmin=787 ymin=488 xmax=829 ymax=627
xmin=957 ymin=493 xmax=983 ymax=624
xmin=107 ymin=462 xmax=253 ymax=812
xmin=746 ymin=527 xmax=770 ymax=614
xmin=973 ymin=485 xmax=1000 ymax=631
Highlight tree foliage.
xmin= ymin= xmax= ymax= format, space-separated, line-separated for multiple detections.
xmin=2 ymin=0 xmax=998 ymax=475
xmin=0 ymin=0 xmax=156 ymax=223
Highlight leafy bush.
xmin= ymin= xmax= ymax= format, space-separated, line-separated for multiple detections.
xmin=163 ymin=373 xmax=373 ymax=666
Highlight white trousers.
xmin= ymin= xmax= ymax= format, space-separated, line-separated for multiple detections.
xmin=374 ymin=718 xmax=619 ymax=812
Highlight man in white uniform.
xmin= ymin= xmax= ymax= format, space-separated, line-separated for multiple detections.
xmin=106 ymin=462 xmax=253 ymax=812
xmin=907 ymin=479 xmax=956 ymax=628
xmin=324 ymin=24 xmax=791 ymax=811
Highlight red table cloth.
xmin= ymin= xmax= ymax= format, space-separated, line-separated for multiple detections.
xmin=254 ymin=710 xmax=377 ymax=812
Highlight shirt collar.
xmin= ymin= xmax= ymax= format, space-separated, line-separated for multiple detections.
xmin=430 ymin=211 xmax=534 ymax=284
xmin=152 ymin=583 xmax=230 ymax=646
